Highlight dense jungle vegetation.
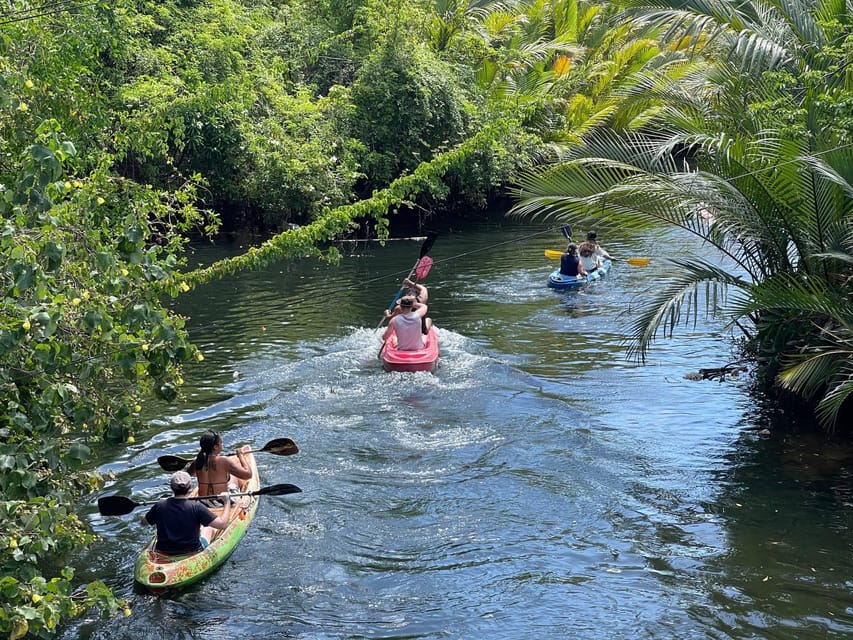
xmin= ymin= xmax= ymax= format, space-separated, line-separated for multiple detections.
xmin=0 ymin=0 xmax=850 ymax=635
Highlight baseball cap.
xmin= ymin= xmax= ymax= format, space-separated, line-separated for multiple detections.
xmin=170 ymin=470 xmax=193 ymax=494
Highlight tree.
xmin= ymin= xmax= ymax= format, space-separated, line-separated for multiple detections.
xmin=350 ymin=46 xmax=471 ymax=188
xmin=0 ymin=122 xmax=216 ymax=637
xmin=511 ymin=0 xmax=853 ymax=430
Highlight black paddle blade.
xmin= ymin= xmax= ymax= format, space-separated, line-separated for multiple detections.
xmin=98 ymin=495 xmax=142 ymax=516
xmin=560 ymin=225 xmax=572 ymax=240
xmin=259 ymin=438 xmax=299 ymax=456
xmin=157 ymin=454 xmax=191 ymax=472
xmin=419 ymin=233 xmax=438 ymax=258
xmin=256 ymin=483 xmax=302 ymax=496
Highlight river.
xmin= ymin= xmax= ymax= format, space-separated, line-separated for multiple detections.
xmin=63 ymin=219 xmax=853 ymax=639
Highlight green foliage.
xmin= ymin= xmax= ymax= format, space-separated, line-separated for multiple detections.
xmin=750 ymin=34 xmax=853 ymax=147
xmin=272 ymin=0 xmax=376 ymax=92
xmin=184 ymin=117 xmax=528 ymax=283
xmin=350 ymin=38 xmax=472 ymax=187
xmin=0 ymin=1 xmax=122 ymax=175
xmin=239 ymin=86 xmax=365 ymax=227
xmin=109 ymin=0 xmax=376 ymax=225
xmin=0 ymin=118 xmax=216 ymax=633
xmin=510 ymin=0 xmax=853 ymax=430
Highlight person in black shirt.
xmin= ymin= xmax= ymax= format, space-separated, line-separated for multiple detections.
xmin=560 ymin=243 xmax=588 ymax=278
xmin=140 ymin=471 xmax=232 ymax=555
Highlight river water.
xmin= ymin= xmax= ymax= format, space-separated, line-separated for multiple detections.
xmin=64 ymin=219 xmax=853 ymax=639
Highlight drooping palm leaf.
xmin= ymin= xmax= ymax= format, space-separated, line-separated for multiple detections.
xmin=621 ymin=257 xmax=752 ymax=361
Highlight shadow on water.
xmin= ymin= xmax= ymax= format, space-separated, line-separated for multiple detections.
xmin=63 ymin=222 xmax=853 ymax=639
xmin=686 ymin=432 xmax=853 ymax=639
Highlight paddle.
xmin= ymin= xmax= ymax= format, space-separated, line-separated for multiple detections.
xmin=97 ymin=483 xmax=303 ymax=517
xmin=543 ymin=249 xmax=650 ymax=266
xmin=156 ymin=438 xmax=299 ymax=473
xmin=377 ymin=233 xmax=438 ymax=330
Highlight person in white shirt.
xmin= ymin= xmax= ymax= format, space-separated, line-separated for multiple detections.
xmin=585 ymin=231 xmax=614 ymax=261
xmin=578 ymin=241 xmax=603 ymax=272
xmin=383 ymin=295 xmax=431 ymax=350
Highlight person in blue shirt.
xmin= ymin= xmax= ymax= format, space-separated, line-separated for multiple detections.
xmin=560 ymin=243 xmax=588 ymax=278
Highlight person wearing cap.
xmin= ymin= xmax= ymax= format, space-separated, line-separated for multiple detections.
xmin=382 ymin=294 xmax=431 ymax=350
xmin=140 ymin=471 xmax=232 ymax=555
xmin=560 ymin=242 xmax=588 ymax=278
xmin=189 ymin=430 xmax=252 ymax=503
xmin=584 ymin=231 xmax=614 ymax=261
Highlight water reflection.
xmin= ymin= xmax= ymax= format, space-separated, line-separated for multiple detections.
xmin=697 ymin=433 xmax=853 ymax=638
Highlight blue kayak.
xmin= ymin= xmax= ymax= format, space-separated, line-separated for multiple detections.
xmin=547 ymin=260 xmax=612 ymax=290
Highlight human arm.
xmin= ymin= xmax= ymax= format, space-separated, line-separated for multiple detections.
xmin=226 ymin=444 xmax=252 ymax=480
xmin=384 ymin=305 xmax=401 ymax=320
xmin=403 ymin=279 xmax=428 ymax=303
xmin=413 ymin=302 xmax=428 ymax=318
xmin=207 ymin=493 xmax=232 ymax=530
xmin=382 ymin=319 xmax=395 ymax=341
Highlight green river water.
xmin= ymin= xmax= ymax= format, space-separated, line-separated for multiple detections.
xmin=63 ymin=218 xmax=853 ymax=639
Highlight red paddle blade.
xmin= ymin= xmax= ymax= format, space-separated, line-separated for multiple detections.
xmin=415 ymin=256 xmax=433 ymax=281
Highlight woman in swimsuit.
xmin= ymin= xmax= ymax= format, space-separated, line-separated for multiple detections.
xmin=190 ymin=430 xmax=252 ymax=503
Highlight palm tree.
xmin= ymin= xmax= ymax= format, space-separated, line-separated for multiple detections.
xmin=511 ymin=0 xmax=853 ymax=429
xmin=460 ymin=0 xmax=695 ymax=141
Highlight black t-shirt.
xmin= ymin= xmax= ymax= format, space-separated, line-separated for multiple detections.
xmin=144 ymin=497 xmax=216 ymax=555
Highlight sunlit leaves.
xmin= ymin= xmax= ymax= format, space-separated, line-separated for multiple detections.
xmin=0 ymin=122 xmax=207 ymax=633
xmin=510 ymin=0 xmax=853 ymax=430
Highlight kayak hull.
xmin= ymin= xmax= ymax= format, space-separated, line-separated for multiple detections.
xmin=381 ymin=326 xmax=439 ymax=373
xmin=547 ymin=260 xmax=612 ymax=290
xmin=134 ymin=453 xmax=260 ymax=593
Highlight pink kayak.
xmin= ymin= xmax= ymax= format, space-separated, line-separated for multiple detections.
xmin=381 ymin=326 xmax=439 ymax=373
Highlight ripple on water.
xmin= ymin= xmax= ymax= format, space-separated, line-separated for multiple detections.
xmin=67 ymin=229 xmax=853 ymax=640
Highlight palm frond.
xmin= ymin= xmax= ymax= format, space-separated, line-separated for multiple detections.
xmin=815 ymin=364 xmax=853 ymax=428
xmin=777 ymin=348 xmax=846 ymax=394
xmin=729 ymin=28 xmax=794 ymax=73
xmin=732 ymin=272 xmax=852 ymax=320
xmin=622 ymin=257 xmax=751 ymax=361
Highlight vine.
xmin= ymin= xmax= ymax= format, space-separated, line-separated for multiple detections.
xmin=182 ymin=121 xmax=513 ymax=287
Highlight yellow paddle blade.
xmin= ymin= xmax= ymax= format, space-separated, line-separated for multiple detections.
xmin=544 ymin=249 xmax=650 ymax=266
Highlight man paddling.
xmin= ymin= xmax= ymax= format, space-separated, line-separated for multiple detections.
xmin=140 ymin=471 xmax=232 ymax=555
xmin=384 ymin=279 xmax=431 ymax=336
xmin=383 ymin=295 xmax=432 ymax=350
xmin=585 ymin=231 xmax=614 ymax=262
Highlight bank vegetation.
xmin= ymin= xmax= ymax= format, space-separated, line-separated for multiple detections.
xmin=0 ymin=0 xmax=850 ymax=635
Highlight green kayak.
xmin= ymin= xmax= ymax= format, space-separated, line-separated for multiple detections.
xmin=134 ymin=453 xmax=260 ymax=593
